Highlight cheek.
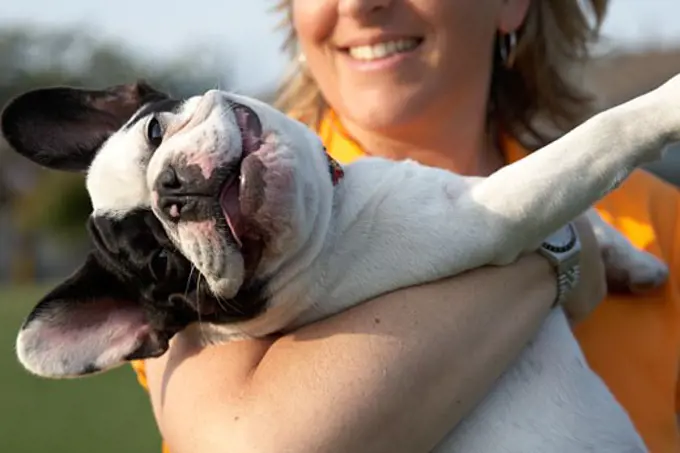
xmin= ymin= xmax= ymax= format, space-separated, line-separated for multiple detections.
xmin=292 ymin=0 xmax=336 ymax=53
xmin=425 ymin=0 xmax=500 ymax=66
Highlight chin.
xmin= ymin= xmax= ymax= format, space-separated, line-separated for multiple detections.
xmin=338 ymin=88 xmax=434 ymax=134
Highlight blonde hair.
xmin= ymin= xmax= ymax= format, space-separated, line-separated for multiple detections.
xmin=273 ymin=0 xmax=609 ymax=149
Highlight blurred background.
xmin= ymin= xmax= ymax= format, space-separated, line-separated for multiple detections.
xmin=0 ymin=0 xmax=680 ymax=452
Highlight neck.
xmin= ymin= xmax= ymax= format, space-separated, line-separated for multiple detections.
xmin=340 ymin=104 xmax=504 ymax=177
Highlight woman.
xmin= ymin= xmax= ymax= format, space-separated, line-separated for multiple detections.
xmin=133 ymin=0 xmax=680 ymax=452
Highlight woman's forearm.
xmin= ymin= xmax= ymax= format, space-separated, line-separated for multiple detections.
xmin=147 ymin=253 xmax=556 ymax=453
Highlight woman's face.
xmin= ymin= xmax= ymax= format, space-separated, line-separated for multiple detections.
xmin=292 ymin=0 xmax=530 ymax=133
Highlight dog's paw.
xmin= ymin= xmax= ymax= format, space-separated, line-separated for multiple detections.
xmin=603 ymin=246 xmax=669 ymax=294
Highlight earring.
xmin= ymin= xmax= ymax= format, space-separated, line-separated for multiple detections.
xmin=499 ymin=32 xmax=518 ymax=69
xmin=298 ymin=52 xmax=307 ymax=65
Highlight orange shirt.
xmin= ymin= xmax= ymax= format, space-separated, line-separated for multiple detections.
xmin=132 ymin=111 xmax=680 ymax=453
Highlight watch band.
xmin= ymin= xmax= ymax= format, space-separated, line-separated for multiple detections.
xmin=538 ymin=222 xmax=581 ymax=308
xmin=554 ymin=264 xmax=581 ymax=308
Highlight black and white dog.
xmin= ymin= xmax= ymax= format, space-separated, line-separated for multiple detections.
xmin=3 ymin=76 xmax=679 ymax=452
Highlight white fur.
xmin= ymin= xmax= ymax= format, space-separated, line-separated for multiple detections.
xmin=86 ymin=128 xmax=151 ymax=218
xmin=84 ymin=76 xmax=680 ymax=451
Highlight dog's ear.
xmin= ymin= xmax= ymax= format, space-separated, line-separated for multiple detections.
xmin=0 ymin=81 xmax=168 ymax=172
xmin=15 ymin=252 xmax=168 ymax=379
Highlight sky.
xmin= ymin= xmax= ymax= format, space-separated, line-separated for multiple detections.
xmin=2 ymin=0 xmax=680 ymax=94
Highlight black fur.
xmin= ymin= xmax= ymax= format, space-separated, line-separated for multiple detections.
xmin=1 ymin=81 xmax=168 ymax=172
xmin=124 ymin=98 xmax=183 ymax=130
xmin=87 ymin=209 xmax=268 ymax=333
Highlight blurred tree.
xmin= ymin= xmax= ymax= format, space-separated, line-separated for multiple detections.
xmin=0 ymin=24 xmax=234 ymax=282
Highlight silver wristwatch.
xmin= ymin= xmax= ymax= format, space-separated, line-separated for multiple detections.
xmin=537 ymin=222 xmax=581 ymax=307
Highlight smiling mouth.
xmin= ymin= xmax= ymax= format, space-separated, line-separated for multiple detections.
xmin=342 ymin=37 xmax=424 ymax=61
xmin=219 ymin=101 xmax=263 ymax=248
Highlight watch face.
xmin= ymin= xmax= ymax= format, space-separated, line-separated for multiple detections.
xmin=545 ymin=224 xmax=576 ymax=250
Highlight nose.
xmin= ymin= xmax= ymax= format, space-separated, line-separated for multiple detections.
xmin=157 ymin=165 xmax=182 ymax=192
xmin=155 ymin=165 xmax=193 ymax=222
xmin=338 ymin=0 xmax=392 ymax=17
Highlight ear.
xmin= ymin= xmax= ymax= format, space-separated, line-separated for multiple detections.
xmin=1 ymin=81 xmax=168 ymax=172
xmin=15 ymin=253 xmax=169 ymax=379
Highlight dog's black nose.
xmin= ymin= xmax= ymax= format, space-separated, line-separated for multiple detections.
xmin=157 ymin=166 xmax=182 ymax=191
xmin=155 ymin=164 xmax=219 ymax=223
xmin=156 ymin=165 xmax=190 ymax=221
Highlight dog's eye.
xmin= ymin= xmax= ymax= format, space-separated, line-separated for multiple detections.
xmin=149 ymin=249 xmax=170 ymax=280
xmin=146 ymin=116 xmax=164 ymax=147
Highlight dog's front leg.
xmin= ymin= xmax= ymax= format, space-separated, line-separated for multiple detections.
xmin=462 ymin=75 xmax=680 ymax=265
xmin=317 ymin=76 xmax=680 ymax=310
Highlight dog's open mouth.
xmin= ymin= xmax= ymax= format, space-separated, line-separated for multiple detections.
xmin=219 ymin=102 xmax=263 ymax=248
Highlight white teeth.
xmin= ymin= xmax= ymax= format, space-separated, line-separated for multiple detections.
xmin=348 ymin=39 xmax=420 ymax=61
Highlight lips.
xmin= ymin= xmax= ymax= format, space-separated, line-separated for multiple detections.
xmin=219 ymin=102 xmax=263 ymax=248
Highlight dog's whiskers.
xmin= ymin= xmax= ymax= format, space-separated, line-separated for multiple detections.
xmin=177 ymin=264 xmax=210 ymax=341
xmin=214 ymin=293 xmax=245 ymax=316
xmin=195 ymin=274 xmax=211 ymax=345
xmin=214 ymin=293 xmax=248 ymax=338
xmin=184 ymin=265 xmax=196 ymax=298
xmin=195 ymin=273 xmax=203 ymax=325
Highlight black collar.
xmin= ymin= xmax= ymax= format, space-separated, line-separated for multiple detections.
xmin=324 ymin=147 xmax=344 ymax=186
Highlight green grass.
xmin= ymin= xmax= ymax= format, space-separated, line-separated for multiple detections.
xmin=0 ymin=284 xmax=161 ymax=453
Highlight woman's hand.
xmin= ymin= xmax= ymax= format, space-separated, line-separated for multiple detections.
xmin=562 ymin=214 xmax=608 ymax=324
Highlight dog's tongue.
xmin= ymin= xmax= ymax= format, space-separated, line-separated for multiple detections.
xmin=221 ymin=104 xmax=262 ymax=248
xmin=220 ymin=100 xmax=266 ymax=250
xmin=219 ymin=153 xmax=267 ymax=249
xmin=220 ymin=179 xmax=243 ymax=248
